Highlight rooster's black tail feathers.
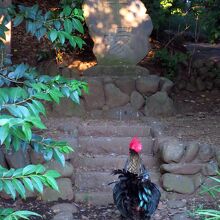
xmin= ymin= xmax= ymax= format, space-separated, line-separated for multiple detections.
xmin=111 ymin=169 xmax=161 ymax=219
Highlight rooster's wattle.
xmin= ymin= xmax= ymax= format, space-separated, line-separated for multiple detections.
xmin=110 ymin=137 xmax=161 ymax=220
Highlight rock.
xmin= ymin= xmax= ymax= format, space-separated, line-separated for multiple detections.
xmin=186 ymin=83 xmax=196 ymax=92
xmin=182 ymin=142 xmax=199 ymax=162
xmin=89 ymin=110 xmax=104 ymax=119
xmin=196 ymin=78 xmax=205 ymax=91
xmin=205 ymin=81 xmax=214 ymax=90
xmin=167 ymin=199 xmax=187 ymax=209
xmin=136 ymin=75 xmax=160 ymax=95
xmin=51 ymin=203 xmax=78 ymax=214
xmin=162 ymin=173 xmax=195 ymax=194
xmin=105 ymin=83 xmax=130 ymax=108
xmin=160 ymin=163 xmax=202 ymax=175
xmin=130 ymin=91 xmax=145 ymax=110
xmin=29 ymin=148 xmax=45 ymax=165
xmin=144 ymin=92 xmax=175 ymax=116
xmin=0 ymin=148 xmax=7 ymax=167
xmin=53 ymin=98 xmax=86 ymax=117
xmin=44 ymin=161 xmax=74 ymax=178
xmin=104 ymin=103 xmax=143 ymax=120
xmin=115 ymin=78 xmax=135 ymax=95
xmin=172 ymin=213 xmax=190 ymax=220
xmin=83 ymin=79 xmax=105 ymax=110
xmin=159 ymin=77 xmax=174 ymax=94
xmin=41 ymin=178 xmax=74 ymax=202
xmin=103 ymin=76 xmax=113 ymax=84
xmin=83 ymin=65 xmax=150 ymax=77
xmin=153 ymin=136 xmax=172 ymax=155
xmin=198 ymin=144 xmax=214 ymax=162
xmin=160 ymin=138 xmax=185 ymax=163
xmin=202 ymin=161 xmax=219 ymax=176
xmin=83 ymin=0 xmax=153 ymax=65
xmin=5 ymin=149 xmax=30 ymax=168
xmin=52 ymin=212 xmax=73 ymax=220
xmin=192 ymin=173 xmax=204 ymax=189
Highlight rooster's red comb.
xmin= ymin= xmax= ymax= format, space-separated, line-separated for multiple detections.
xmin=129 ymin=137 xmax=142 ymax=153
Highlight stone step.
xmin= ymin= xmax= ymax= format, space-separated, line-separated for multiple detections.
xmin=77 ymin=136 xmax=154 ymax=155
xmin=78 ymin=120 xmax=151 ymax=137
xmin=74 ymin=171 xmax=160 ymax=192
xmin=75 ymin=191 xmax=113 ymax=205
xmin=71 ymin=154 xmax=159 ymax=171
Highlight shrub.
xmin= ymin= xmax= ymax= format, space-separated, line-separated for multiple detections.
xmin=0 ymin=1 xmax=87 ymax=219
xmin=193 ymin=171 xmax=220 ymax=220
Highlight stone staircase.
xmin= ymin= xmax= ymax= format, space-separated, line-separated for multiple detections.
xmin=70 ymin=120 xmax=161 ymax=205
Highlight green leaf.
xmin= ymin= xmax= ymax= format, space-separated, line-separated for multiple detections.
xmin=54 ymin=20 xmax=61 ymax=30
xmin=13 ymin=15 xmax=24 ymax=27
xmin=3 ymin=180 xmax=16 ymax=200
xmin=53 ymin=149 xmax=65 ymax=167
xmin=49 ymin=30 xmax=58 ymax=42
xmin=0 ymin=124 xmax=9 ymax=144
xmin=22 ymin=123 xmax=32 ymax=141
xmin=26 ymin=103 xmax=39 ymax=116
xmin=72 ymin=18 xmax=84 ymax=34
xmin=12 ymin=210 xmax=42 ymax=218
xmin=26 ymin=116 xmax=46 ymax=129
xmin=7 ymin=106 xmax=23 ymax=118
xmin=63 ymin=6 xmax=72 ymax=16
xmin=12 ymin=179 xmax=26 ymax=199
xmin=72 ymin=36 xmax=85 ymax=49
xmin=46 ymin=176 xmax=59 ymax=191
xmin=3 ymin=169 xmax=15 ymax=177
xmin=35 ymin=164 xmax=45 ymax=174
xmin=34 ymin=93 xmax=52 ymax=101
xmin=69 ymin=37 xmax=76 ymax=48
xmin=22 ymin=177 xmax=34 ymax=192
xmin=12 ymin=168 xmax=23 ymax=177
xmin=30 ymin=176 xmax=43 ymax=193
xmin=64 ymin=19 xmax=73 ymax=33
xmin=22 ymin=165 xmax=36 ymax=175
xmin=61 ymin=87 xmax=70 ymax=97
xmin=58 ymin=32 xmax=65 ymax=45
xmin=44 ymin=170 xmax=61 ymax=178
xmin=32 ymin=100 xmax=46 ymax=116
xmin=12 ymin=137 xmax=21 ymax=151
xmin=70 ymin=90 xmax=80 ymax=104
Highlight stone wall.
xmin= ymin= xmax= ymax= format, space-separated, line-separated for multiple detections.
xmin=1 ymin=117 xmax=219 ymax=203
xmin=152 ymin=127 xmax=219 ymax=195
xmin=48 ymin=65 xmax=175 ymax=119
xmin=176 ymin=53 xmax=220 ymax=92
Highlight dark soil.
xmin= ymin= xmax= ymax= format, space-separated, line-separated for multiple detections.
xmin=3 ymin=1 xmax=220 ymax=219
xmin=0 ymin=195 xmax=219 ymax=220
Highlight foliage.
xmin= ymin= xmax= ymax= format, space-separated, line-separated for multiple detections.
xmin=153 ymin=48 xmax=187 ymax=80
xmin=0 ymin=2 xmax=85 ymax=49
xmin=193 ymin=171 xmax=220 ymax=220
xmin=0 ymin=208 xmax=41 ymax=220
xmin=0 ymin=164 xmax=60 ymax=200
xmin=0 ymin=0 xmax=87 ymax=219
xmin=142 ymin=0 xmax=220 ymax=43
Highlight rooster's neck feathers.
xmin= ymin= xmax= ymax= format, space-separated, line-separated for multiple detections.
xmin=126 ymin=150 xmax=142 ymax=174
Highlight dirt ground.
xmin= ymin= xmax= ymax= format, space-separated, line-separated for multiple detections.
xmin=2 ymin=1 xmax=219 ymax=219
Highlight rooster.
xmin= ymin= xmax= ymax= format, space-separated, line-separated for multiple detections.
xmin=110 ymin=137 xmax=161 ymax=220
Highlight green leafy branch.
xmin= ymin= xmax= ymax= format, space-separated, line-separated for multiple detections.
xmin=10 ymin=3 xmax=85 ymax=49
xmin=0 ymin=164 xmax=60 ymax=200
xmin=0 ymin=208 xmax=41 ymax=220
